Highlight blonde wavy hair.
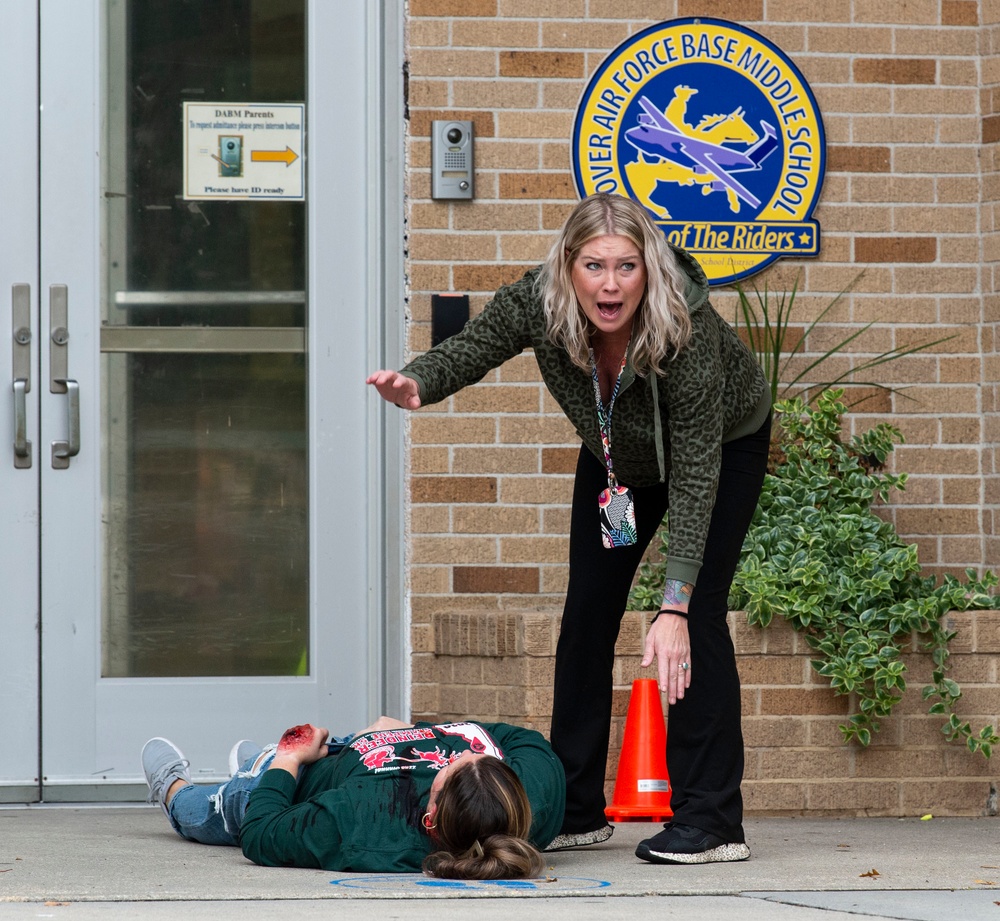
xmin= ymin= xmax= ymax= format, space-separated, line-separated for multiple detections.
xmin=421 ymin=756 xmax=544 ymax=880
xmin=537 ymin=193 xmax=692 ymax=374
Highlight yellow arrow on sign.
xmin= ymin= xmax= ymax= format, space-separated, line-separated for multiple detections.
xmin=251 ymin=147 xmax=299 ymax=166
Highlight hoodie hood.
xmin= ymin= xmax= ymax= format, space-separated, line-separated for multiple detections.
xmin=669 ymin=243 xmax=711 ymax=315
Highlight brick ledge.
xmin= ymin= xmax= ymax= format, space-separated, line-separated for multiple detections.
xmin=412 ymin=608 xmax=1000 ymax=817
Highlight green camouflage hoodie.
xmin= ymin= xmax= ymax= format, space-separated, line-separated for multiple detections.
xmin=402 ymin=247 xmax=770 ymax=587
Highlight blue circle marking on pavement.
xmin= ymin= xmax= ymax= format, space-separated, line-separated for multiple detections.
xmin=330 ymin=875 xmax=612 ymax=893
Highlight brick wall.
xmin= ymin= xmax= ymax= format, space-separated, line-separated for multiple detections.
xmin=415 ymin=608 xmax=1000 ymax=816
xmin=403 ymin=2 xmax=999 ymax=775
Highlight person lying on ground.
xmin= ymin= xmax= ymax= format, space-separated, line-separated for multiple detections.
xmin=141 ymin=716 xmax=565 ymax=878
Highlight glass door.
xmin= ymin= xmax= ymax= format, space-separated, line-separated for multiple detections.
xmin=100 ymin=3 xmax=310 ymax=682
xmin=23 ymin=0 xmax=396 ymax=799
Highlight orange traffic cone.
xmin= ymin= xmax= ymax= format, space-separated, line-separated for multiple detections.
xmin=604 ymin=678 xmax=672 ymax=822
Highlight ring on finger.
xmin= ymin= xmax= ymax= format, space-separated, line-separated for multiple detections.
xmin=680 ymin=661 xmax=690 ymax=670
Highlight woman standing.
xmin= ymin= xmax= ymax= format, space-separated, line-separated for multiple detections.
xmin=368 ymin=193 xmax=770 ymax=864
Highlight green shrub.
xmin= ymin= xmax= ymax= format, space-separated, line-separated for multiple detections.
xmin=630 ymin=389 xmax=999 ymax=755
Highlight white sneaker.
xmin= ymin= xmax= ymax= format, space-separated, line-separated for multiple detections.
xmin=228 ymin=740 xmax=264 ymax=776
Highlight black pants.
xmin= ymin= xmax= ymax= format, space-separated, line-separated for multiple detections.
xmin=549 ymin=416 xmax=770 ymax=840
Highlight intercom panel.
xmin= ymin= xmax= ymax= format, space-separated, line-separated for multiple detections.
xmin=431 ymin=120 xmax=474 ymax=200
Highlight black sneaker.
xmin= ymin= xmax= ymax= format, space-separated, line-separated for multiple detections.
xmin=635 ymin=822 xmax=750 ymax=864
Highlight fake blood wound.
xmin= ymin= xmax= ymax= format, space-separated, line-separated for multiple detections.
xmin=278 ymin=724 xmax=315 ymax=752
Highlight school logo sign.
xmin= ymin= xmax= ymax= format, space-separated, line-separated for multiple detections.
xmin=572 ymin=18 xmax=825 ymax=286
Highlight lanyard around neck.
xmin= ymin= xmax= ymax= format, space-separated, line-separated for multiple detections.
xmin=589 ymin=346 xmax=628 ymax=489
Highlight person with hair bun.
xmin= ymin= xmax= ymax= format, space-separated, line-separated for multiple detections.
xmin=368 ymin=193 xmax=771 ymax=864
xmin=422 ymin=754 xmax=543 ymax=879
xmin=141 ymin=716 xmax=562 ymax=878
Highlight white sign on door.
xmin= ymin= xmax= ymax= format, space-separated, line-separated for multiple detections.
xmin=183 ymin=102 xmax=305 ymax=200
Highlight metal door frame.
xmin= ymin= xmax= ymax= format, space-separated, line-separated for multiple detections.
xmin=0 ymin=1 xmax=41 ymax=803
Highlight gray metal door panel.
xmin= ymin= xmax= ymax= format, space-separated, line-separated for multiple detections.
xmin=29 ymin=0 xmax=389 ymax=798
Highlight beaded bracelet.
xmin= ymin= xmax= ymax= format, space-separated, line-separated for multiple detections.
xmin=650 ymin=606 xmax=689 ymax=626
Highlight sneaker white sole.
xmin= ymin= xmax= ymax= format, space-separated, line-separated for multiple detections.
xmin=638 ymin=841 xmax=751 ymax=864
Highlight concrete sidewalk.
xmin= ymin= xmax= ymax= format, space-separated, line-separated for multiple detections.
xmin=1 ymin=806 xmax=998 ymax=920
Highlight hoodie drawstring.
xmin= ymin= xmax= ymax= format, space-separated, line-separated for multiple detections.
xmin=651 ymin=375 xmax=665 ymax=483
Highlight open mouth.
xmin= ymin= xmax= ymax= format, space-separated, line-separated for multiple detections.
xmin=598 ymin=301 xmax=623 ymax=320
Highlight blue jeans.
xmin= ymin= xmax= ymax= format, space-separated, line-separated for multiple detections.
xmin=167 ymin=739 xmax=350 ymax=846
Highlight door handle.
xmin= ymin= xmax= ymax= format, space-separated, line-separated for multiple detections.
xmin=13 ymin=379 xmax=30 ymax=464
xmin=11 ymin=283 xmax=31 ymax=468
xmin=50 ymin=284 xmax=80 ymax=469
xmin=52 ymin=379 xmax=80 ymax=468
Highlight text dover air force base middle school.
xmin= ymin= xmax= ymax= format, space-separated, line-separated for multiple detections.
xmin=573 ymin=18 xmax=826 ymax=286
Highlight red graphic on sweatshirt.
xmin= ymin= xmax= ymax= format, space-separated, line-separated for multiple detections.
xmin=407 ymin=747 xmax=455 ymax=768
xmin=436 ymin=723 xmax=503 ymax=759
xmin=350 ymin=728 xmax=436 ymax=755
xmin=349 ymin=723 xmax=503 ymax=773
xmin=360 ymin=745 xmax=397 ymax=770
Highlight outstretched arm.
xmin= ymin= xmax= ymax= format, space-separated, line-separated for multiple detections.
xmin=366 ymin=370 xmax=422 ymax=409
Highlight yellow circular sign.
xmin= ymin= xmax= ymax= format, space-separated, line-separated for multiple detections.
xmin=573 ymin=19 xmax=826 ymax=285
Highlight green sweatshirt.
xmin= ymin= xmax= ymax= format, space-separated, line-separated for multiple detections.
xmin=402 ymin=247 xmax=770 ymax=587
xmin=239 ymin=721 xmax=565 ymax=872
